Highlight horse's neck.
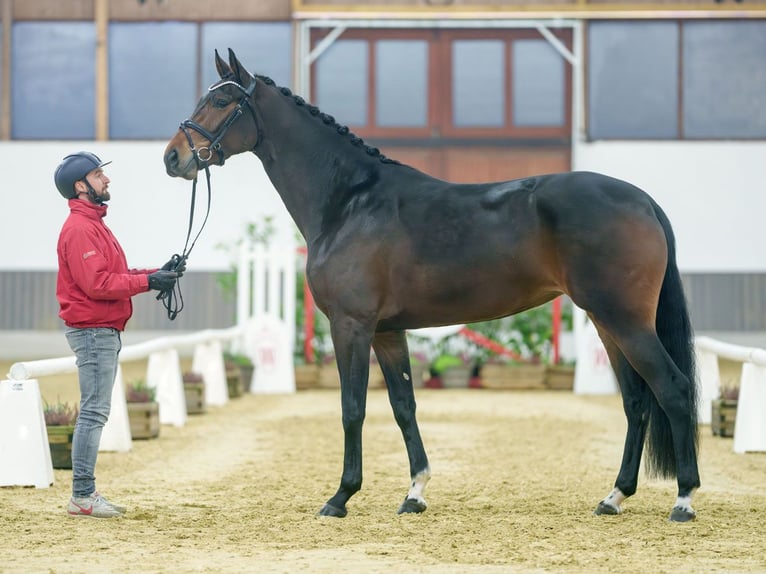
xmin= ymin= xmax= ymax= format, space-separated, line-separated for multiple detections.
xmin=255 ymin=96 xmax=380 ymax=244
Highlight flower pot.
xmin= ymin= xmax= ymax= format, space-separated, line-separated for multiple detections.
xmin=237 ymin=364 xmax=254 ymax=394
xmin=440 ymin=365 xmax=472 ymax=389
xmin=711 ymin=399 xmax=737 ymax=437
xmin=545 ymin=364 xmax=575 ymax=391
xmin=184 ymin=381 xmax=206 ymax=414
xmin=226 ymin=368 xmax=242 ymax=398
xmin=480 ymin=363 xmax=546 ymax=390
xmin=127 ymin=402 xmax=160 ymax=439
xmin=294 ymin=364 xmax=319 ymax=390
xmin=46 ymin=425 xmax=74 ymax=469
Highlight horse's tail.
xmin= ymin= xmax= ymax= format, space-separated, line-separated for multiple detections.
xmin=643 ymin=200 xmax=699 ymax=479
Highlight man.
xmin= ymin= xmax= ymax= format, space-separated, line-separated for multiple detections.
xmin=54 ymin=151 xmax=183 ymax=518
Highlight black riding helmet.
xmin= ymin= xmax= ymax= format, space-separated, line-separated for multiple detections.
xmin=54 ymin=151 xmax=112 ymax=199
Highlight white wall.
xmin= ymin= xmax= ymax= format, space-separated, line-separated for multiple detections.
xmin=0 ymin=142 xmax=295 ymax=271
xmin=573 ymin=141 xmax=766 ymax=273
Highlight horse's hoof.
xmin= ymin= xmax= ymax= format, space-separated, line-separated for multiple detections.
xmin=317 ymin=503 xmax=347 ymax=518
xmin=593 ymin=501 xmax=621 ymax=516
xmin=397 ymin=497 xmax=427 ymax=515
xmin=669 ymin=506 xmax=696 ymax=523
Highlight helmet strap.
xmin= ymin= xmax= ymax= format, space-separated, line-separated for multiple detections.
xmin=81 ymin=178 xmax=106 ymax=205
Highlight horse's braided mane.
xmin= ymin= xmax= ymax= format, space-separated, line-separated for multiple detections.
xmin=256 ymin=75 xmax=400 ymax=165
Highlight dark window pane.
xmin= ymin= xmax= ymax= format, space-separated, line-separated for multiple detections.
xmin=202 ymin=22 xmax=292 ymax=90
xmin=315 ymin=40 xmax=368 ymax=126
xmin=453 ymin=40 xmax=505 ymax=127
xmin=683 ymin=21 xmax=766 ymax=138
xmin=12 ymin=22 xmax=96 ymax=139
xmin=375 ymin=40 xmax=428 ymax=127
xmin=513 ymin=39 xmax=565 ymax=127
xmin=109 ymin=22 xmax=197 ymax=139
xmin=588 ymin=22 xmax=678 ymax=139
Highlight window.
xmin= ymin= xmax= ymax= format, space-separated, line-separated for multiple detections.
xmin=588 ymin=20 xmax=766 ymax=140
xmin=588 ymin=22 xmax=679 ymax=139
xmin=375 ymin=40 xmax=428 ymax=128
xmin=12 ymin=22 xmax=96 ymax=139
xmin=315 ymin=39 xmax=368 ymax=126
xmin=452 ymin=40 xmax=506 ymax=128
xmin=683 ymin=21 xmax=766 ymax=139
xmin=513 ymin=39 xmax=565 ymax=127
xmin=109 ymin=22 xmax=197 ymax=139
xmin=310 ymin=28 xmax=572 ymax=141
xmin=201 ymin=22 xmax=292 ymax=90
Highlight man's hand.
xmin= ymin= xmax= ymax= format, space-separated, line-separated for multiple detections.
xmin=161 ymin=255 xmax=187 ymax=273
xmin=148 ymin=270 xmax=181 ymax=291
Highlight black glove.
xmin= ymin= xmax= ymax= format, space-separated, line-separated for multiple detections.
xmin=161 ymin=254 xmax=187 ymax=273
xmin=148 ymin=270 xmax=181 ymax=291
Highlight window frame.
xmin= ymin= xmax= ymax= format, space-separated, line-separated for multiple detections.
xmin=310 ymin=27 xmax=573 ymax=141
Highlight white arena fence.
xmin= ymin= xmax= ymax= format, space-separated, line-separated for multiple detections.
xmin=695 ymin=336 xmax=766 ymax=454
xmin=1 ymin=242 xmax=298 ymax=489
xmin=0 ymin=326 xmax=248 ymax=488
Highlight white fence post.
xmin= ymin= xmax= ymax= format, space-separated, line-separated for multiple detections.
xmin=0 ymin=379 xmax=54 ymax=488
xmin=146 ymin=348 xmax=187 ymax=427
xmin=99 ymin=365 xmax=133 ymax=452
xmin=734 ymin=362 xmax=766 ymax=453
xmin=192 ymin=339 xmax=228 ymax=407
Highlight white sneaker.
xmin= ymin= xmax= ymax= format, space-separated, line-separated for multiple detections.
xmin=94 ymin=491 xmax=127 ymax=514
xmin=67 ymin=492 xmax=122 ymax=518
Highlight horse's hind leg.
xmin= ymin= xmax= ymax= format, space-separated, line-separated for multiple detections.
xmin=596 ymin=320 xmax=700 ymax=521
xmin=593 ymin=328 xmax=652 ymax=516
xmin=372 ymin=330 xmax=431 ymax=514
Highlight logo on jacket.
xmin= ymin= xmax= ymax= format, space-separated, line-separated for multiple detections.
xmin=82 ymin=250 xmax=97 ymax=260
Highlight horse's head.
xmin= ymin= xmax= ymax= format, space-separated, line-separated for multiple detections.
xmin=164 ymin=49 xmax=260 ymax=180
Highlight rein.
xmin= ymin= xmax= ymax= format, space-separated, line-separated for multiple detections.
xmin=156 ymin=167 xmax=212 ymax=321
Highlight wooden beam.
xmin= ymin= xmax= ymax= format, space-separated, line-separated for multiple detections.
xmin=95 ymin=0 xmax=108 ymax=140
xmin=1 ymin=0 xmax=11 ymax=140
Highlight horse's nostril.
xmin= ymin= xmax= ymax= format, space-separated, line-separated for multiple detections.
xmin=166 ymin=148 xmax=178 ymax=168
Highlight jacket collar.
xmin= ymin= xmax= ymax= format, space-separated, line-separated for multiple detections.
xmin=68 ymin=198 xmax=108 ymax=219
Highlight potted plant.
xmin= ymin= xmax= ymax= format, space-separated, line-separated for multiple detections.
xmin=182 ymin=371 xmax=206 ymax=414
xmin=43 ymin=398 xmax=78 ymax=469
xmin=711 ymin=382 xmax=739 ymax=437
xmin=223 ymin=351 xmax=253 ymax=397
xmin=125 ymin=379 xmax=160 ymax=439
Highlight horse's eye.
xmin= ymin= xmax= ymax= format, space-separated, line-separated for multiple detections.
xmin=212 ymin=97 xmax=229 ymax=109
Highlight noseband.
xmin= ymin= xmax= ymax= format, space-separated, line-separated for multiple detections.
xmin=179 ymin=78 xmax=259 ymax=168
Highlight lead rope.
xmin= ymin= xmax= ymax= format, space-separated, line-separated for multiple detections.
xmin=156 ymin=166 xmax=212 ymax=320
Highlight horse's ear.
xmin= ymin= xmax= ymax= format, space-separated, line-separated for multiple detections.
xmin=228 ymin=48 xmax=253 ymax=83
xmin=215 ymin=49 xmax=232 ymax=78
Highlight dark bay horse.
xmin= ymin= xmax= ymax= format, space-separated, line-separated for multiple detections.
xmin=164 ymin=49 xmax=700 ymax=522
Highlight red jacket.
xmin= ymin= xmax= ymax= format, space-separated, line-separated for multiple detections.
xmin=57 ymin=199 xmax=152 ymax=331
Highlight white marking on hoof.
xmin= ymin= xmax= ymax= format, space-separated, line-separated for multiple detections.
xmin=600 ymin=487 xmax=626 ymax=514
xmin=407 ymin=468 xmax=431 ymax=506
xmin=673 ymin=494 xmax=695 ymax=515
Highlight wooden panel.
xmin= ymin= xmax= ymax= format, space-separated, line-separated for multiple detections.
xmin=441 ymin=146 xmax=570 ymax=183
xmin=12 ymin=0 xmax=93 ymax=19
xmin=12 ymin=0 xmax=290 ymax=21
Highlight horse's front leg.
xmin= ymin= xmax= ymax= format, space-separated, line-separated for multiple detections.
xmin=318 ymin=315 xmax=374 ymax=518
xmin=373 ymin=331 xmax=431 ymax=514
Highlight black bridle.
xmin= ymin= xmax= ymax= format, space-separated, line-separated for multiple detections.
xmin=179 ymin=77 xmax=260 ymax=169
xmin=159 ymin=77 xmax=259 ymax=320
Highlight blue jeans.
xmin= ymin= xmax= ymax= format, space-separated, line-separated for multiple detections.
xmin=65 ymin=327 xmax=121 ymax=497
